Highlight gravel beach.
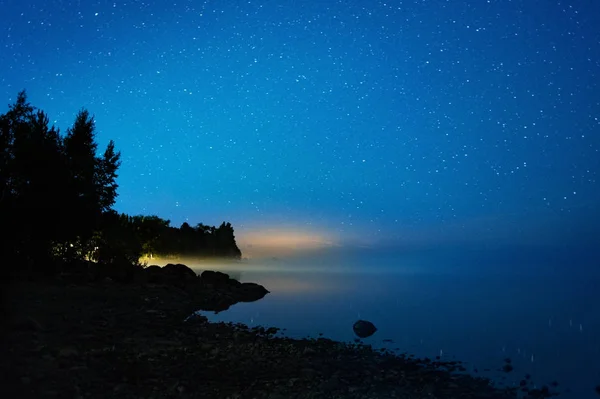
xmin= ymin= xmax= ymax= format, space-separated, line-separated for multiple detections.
xmin=0 ymin=267 xmax=554 ymax=399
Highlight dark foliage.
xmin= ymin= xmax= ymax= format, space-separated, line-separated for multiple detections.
xmin=0 ymin=91 xmax=241 ymax=281
xmin=95 ymin=213 xmax=242 ymax=262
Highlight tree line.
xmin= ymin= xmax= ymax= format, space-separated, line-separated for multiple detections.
xmin=0 ymin=91 xmax=241 ymax=278
xmin=97 ymin=214 xmax=242 ymax=265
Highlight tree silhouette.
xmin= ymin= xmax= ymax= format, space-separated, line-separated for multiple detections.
xmin=96 ymin=140 xmax=121 ymax=212
xmin=63 ymin=109 xmax=100 ymax=247
xmin=0 ymin=92 xmax=72 ymax=274
xmin=1 ymin=90 xmax=241 ymax=281
xmin=0 ymin=92 xmax=123 ymax=274
xmin=215 ymin=222 xmax=242 ymax=258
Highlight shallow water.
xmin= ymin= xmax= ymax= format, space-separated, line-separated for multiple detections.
xmin=181 ymin=247 xmax=600 ymax=398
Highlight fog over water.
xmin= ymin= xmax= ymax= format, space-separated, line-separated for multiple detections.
xmin=156 ymin=241 xmax=600 ymax=398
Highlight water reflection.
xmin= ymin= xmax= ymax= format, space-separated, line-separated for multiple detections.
xmin=188 ymin=255 xmax=600 ymax=399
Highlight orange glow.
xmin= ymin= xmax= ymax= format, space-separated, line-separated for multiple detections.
xmin=237 ymin=227 xmax=339 ymax=258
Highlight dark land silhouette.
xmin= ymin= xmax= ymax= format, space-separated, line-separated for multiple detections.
xmin=0 ymin=90 xmax=241 ymax=283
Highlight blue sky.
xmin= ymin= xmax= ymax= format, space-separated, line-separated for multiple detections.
xmin=1 ymin=0 xmax=599 ymax=253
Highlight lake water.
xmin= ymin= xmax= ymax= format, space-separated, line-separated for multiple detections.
xmin=179 ymin=246 xmax=600 ymax=398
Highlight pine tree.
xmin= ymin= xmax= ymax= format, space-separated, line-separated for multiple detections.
xmin=63 ymin=109 xmax=100 ymax=244
xmin=0 ymin=91 xmax=72 ymax=272
xmin=96 ymin=140 xmax=121 ymax=213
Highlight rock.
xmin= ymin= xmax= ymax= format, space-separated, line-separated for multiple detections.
xmin=303 ymin=347 xmax=316 ymax=355
xmin=98 ymin=260 xmax=145 ymax=283
xmin=184 ymin=312 xmax=208 ymax=324
xmin=143 ymin=263 xmax=197 ymax=285
xmin=144 ymin=265 xmax=163 ymax=283
xmin=265 ymin=327 xmax=279 ymax=335
xmin=200 ymin=270 xmax=231 ymax=286
xmin=236 ymin=282 xmax=269 ymax=302
xmin=163 ymin=263 xmax=197 ymax=280
xmin=226 ymin=278 xmax=242 ymax=288
xmin=212 ymin=300 xmax=233 ymax=313
xmin=192 ymin=279 xmax=269 ymax=312
xmin=353 ymin=320 xmax=377 ymax=338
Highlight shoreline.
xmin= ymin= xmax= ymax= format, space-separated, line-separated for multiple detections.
xmin=1 ymin=269 xmax=554 ymax=399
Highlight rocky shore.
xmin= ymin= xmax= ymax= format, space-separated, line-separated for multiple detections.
xmin=1 ymin=264 xmax=555 ymax=399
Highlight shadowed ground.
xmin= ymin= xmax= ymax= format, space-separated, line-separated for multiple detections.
xmin=0 ymin=274 xmax=549 ymax=399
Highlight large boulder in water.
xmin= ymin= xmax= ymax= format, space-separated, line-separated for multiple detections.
xmin=236 ymin=282 xmax=269 ymax=302
xmin=353 ymin=320 xmax=377 ymax=338
xmin=196 ymin=271 xmax=269 ymax=310
xmin=143 ymin=264 xmax=196 ymax=285
xmin=163 ymin=263 xmax=197 ymax=280
xmin=200 ymin=270 xmax=232 ymax=287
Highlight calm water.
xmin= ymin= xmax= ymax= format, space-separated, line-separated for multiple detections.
xmin=180 ymin=246 xmax=600 ymax=398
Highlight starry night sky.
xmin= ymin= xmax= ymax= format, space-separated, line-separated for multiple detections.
xmin=2 ymin=0 xmax=599 ymax=254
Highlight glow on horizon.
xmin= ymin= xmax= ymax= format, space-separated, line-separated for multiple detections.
xmin=236 ymin=227 xmax=340 ymax=258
